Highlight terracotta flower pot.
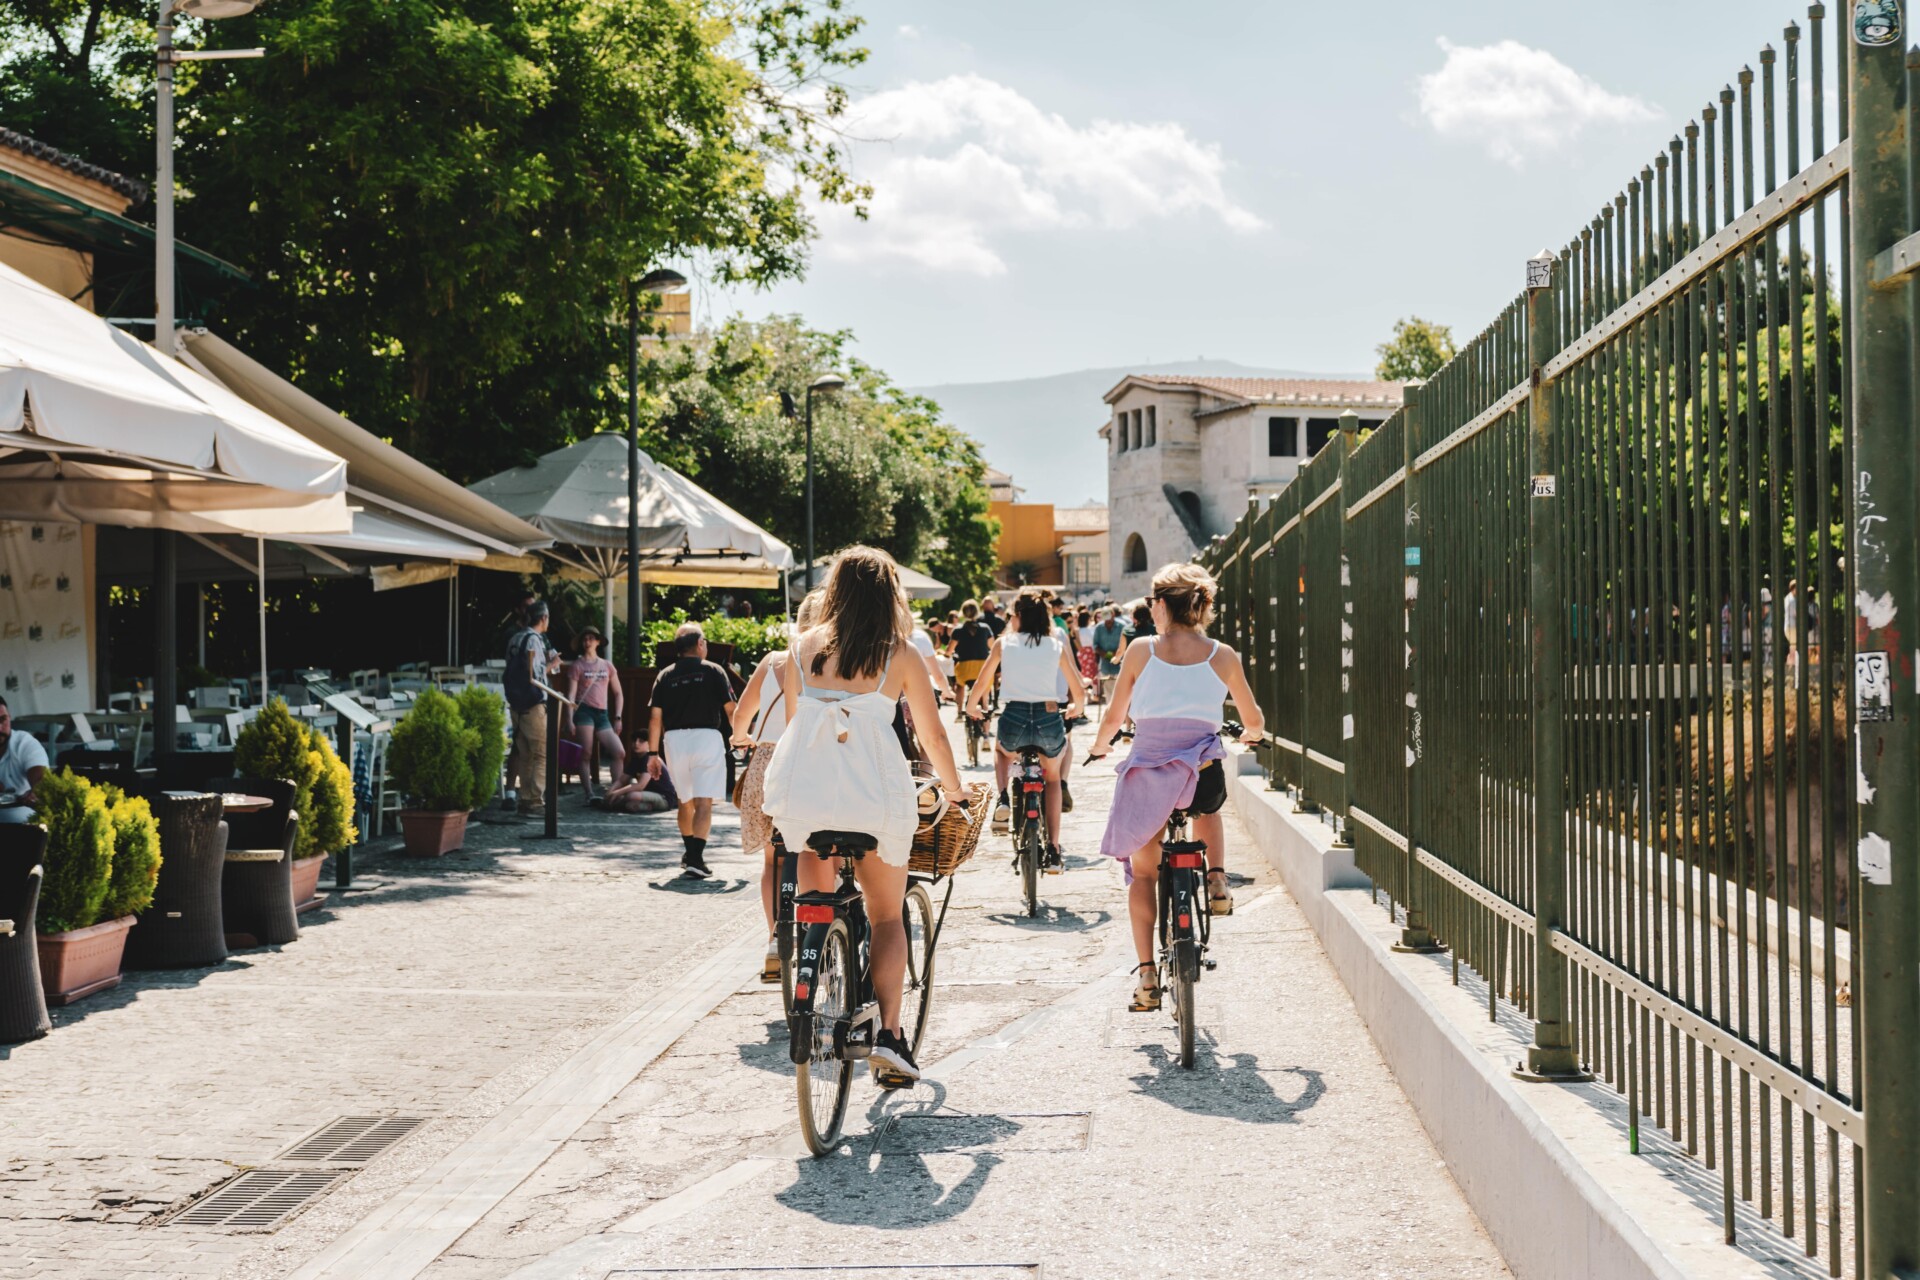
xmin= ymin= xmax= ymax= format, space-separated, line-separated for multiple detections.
xmin=291 ymin=854 xmax=327 ymax=913
xmin=38 ymin=916 xmax=135 ymax=1006
xmin=400 ymin=810 xmax=469 ymax=857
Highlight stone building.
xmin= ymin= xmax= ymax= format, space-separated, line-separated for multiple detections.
xmin=1103 ymin=374 xmax=1404 ymax=600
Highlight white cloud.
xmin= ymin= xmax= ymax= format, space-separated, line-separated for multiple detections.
xmin=897 ymin=24 xmax=920 ymax=38
xmin=818 ymin=74 xmax=1265 ymax=276
xmin=1417 ymin=38 xmax=1658 ymax=167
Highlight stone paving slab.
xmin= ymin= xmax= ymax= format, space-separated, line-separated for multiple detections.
xmin=0 ymin=799 xmax=753 ymax=1280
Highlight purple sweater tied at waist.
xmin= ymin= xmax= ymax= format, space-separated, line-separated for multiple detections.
xmin=1099 ymin=718 xmax=1224 ymax=875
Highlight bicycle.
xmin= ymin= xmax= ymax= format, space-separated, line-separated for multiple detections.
xmin=784 ymin=819 xmax=958 ymax=1155
xmin=962 ymin=682 xmax=997 ymax=768
xmin=1008 ymin=744 xmax=1047 ymax=918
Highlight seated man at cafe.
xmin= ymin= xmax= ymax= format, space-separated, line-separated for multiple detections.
xmin=0 ymin=697 xmax=48 ymax=823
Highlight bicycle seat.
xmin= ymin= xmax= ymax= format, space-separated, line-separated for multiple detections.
xmin=807 ymin=830 xmax=878 ymax=857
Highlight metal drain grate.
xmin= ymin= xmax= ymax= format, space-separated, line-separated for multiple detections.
xmin=277 ymin=1115 xmax=426 ymax=1165
xmin=171 ymin=1170 xmax=343 ymax=1230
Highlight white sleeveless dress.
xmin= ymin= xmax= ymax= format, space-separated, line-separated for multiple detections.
xmin=761 ymin=652 xmax=918 ymax=867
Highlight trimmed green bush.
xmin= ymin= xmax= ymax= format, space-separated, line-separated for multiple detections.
xmin=389 ymin=689 xmax=479 ymax=812
xmin=235 ymin=699 xmax=323 ymax=850
xmin=96 ymin=784 xmax=161 ymax=921
xmin=455 ymin=685 xmax=507 ymax=811
xmin=304 ymin=727 xmax=356 ymax=858
xmin=36 ymin=768 xmax=114 ymax=934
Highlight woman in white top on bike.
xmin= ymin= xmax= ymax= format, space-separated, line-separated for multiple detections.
xmin=761 ymin=547 xmax=966 ymax=1086
xmin=1088 ymin=564 xmax=1263 ymax=1012
xmin=732 ymin=589 xmax=823 ymax=983
xmin=965 ymin=587 xmax=1085 ymax=864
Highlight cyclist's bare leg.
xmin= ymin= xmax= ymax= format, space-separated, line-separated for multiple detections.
xmin=1041 ymin=750 xmax=1064 ymax=844
xmin=854 ymin=858 xmax=910 ymax=1032
xmin=759 ymin=843 xmax=776 ymax=932
xmin=1194 ymin=812 xmax=1225 ymax=875
xmin=993 ymin=742 xmax=1013 ymax=797
xmin=1127 ymin=842 xmax=1162 ymax=968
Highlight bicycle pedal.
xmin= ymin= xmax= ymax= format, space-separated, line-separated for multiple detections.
xmin=1203 ymin=959 xmax=1218 ymax=971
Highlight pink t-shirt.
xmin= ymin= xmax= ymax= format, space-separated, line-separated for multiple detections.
xmin=571 ymin=656 xmax=612 ymax=710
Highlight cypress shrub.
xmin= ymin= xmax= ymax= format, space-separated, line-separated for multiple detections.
xmin=455 ymin=685 xmax=507 ymax=810
xmin=36 ymin=768 xmax=114 ymax=934
xmin=389 ymin=689 xmax=478 ymax=812
xmin=303 ymin=727 xmax=356 ymax=858
xmin=96 ymin=784 xmax=161 ymax=920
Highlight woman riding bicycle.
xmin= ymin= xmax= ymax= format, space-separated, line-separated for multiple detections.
xmin=762 ymin=547 xmax=966 ymax=1087
xmin=1087 ymin=563 xmax=1263 ymax=1013
xmin=731 ymin=589 xmax=824 ymax=984
xmin=965 ymin=587 xmax=1085 ymax=868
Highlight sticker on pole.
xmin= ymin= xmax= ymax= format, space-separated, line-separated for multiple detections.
xmin=1531 ymin=475 xmax=1557 ymax=498
xmin=1855 ymin=0 xmax=1902 ymax=46
xmin=1405 ymin=546 xmax=1421 ymax=566
xmin=1857 ymin=650 xmax=1894 ymax=723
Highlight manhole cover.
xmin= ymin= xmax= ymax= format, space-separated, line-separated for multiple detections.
xmin=610 ymin=1269 xmax=1037 ymax=1278
xmin=277 ymin=1115 xmax=427 ymax=1165
xmin=875 ymin=1111 xmax=1090 ymax=1155
xmin=170 ymin=1170 xmax=343 ymax=1230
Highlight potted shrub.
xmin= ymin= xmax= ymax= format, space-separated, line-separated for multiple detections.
xmin=34 ymin=769 xmax=134 ymax=1005
xmin=296 ymin=726 xmax=354 ymax=909
xmin=455 ymin=685 xmax=507 ymax=811
xmin=388 ymin=689 xmax=479 ymax=856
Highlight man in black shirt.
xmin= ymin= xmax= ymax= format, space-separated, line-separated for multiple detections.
xmin=980 ymin=597 xmax=1008 ymax=638
xmin=647 ymin=622 xmax=736 ymax=878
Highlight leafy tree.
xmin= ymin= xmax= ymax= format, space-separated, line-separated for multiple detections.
xmin=0 ymin=0 xmax=869 ymax=479
xmin=1375 ymin=316 xmax=1458 ymax=381
xmin=648 ymin=316 xmax=1000 ymax=600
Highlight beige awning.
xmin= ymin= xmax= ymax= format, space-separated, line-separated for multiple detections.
xmin=180 ymin=330 xmax=550 ymax=556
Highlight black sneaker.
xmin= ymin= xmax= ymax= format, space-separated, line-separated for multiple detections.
xmin=682 ymin=850 xmax=713 ymax=880
xmin=1044 ymin=844 xmax=1064 ymax=875
xmin=870 ymin=1028 xmax=920 ymax=1089
xmin=992 ymin=790 xmax=1011 ymax=830
xmin=1060 ymin=782 xmax=1074 ymax=814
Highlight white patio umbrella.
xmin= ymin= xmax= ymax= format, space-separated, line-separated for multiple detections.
xmin=0 ymin=262 xmax=350 ymax=532
xmin=469 ymin=433 xmax=794 ymax=634
xmin=798 ymin=554 xmax=950 ymax=602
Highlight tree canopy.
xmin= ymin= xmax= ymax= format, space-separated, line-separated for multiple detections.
xmin=1375 ymin=315 xmax=1457 ymax=381
xmin=0 ymin=0 xmax=870 ymax=478
xmin=644 ymin=316 xmax=999 ymax=600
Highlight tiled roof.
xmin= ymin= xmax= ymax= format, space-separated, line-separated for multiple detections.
xmin=0 ymin=127 xmax=148 ymax=204
xmin=1106 ymin=374 xmax=1405 ymax=409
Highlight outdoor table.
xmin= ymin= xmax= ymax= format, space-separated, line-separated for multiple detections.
xmin=219 ymin=793 xmax=272 ymax=814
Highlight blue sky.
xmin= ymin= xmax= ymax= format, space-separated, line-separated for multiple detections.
xmin=703 ymin=2 xmax=1819 ymax=388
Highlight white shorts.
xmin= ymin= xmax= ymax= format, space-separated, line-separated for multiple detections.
xmin=663 ymin=728 xmax=727 ymax=802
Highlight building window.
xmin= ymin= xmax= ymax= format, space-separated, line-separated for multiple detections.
xmin=1130 ymin=410 xmax=1142 ymax=450
xmin=1123 ymin=533 xmax=1147 ymax=574
xmin=1115 ymin=413 xmax=1127 ymax=453
xmin=1268 ymin=416 xmax=1298 ymax=457
xmin=1306 ymin=417 xmax=1341 ymax=457
xmin=1145 ymin=405 xmax=1157 ymax=447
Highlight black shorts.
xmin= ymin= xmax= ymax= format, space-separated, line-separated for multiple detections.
xmin=1188 ymin=759 xmax=1226 ymax=815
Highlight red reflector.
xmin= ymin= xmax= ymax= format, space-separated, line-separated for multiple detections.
xmin=1178 ymin=913 xmax=1191 ymax=929
xmin=1170 ymin=853 xmax=1206 ymax=869
xmin=796 ymin=905 xmax=835 ymax=924
xmin=794 ymin=983 xmax=810 ymax=1001
xmin=1023 ymin=782 xmax=1044 ymax=793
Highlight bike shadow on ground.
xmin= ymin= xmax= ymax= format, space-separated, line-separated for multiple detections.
xmin=774 ymin=1082 xmax=1005 ymax=1229
xmin=983 ymin=906 xmax=1111 ymax=931
xmin=1128 ymin=1044 xmax=1326 ymax=1124
xmin=647 ymin=875 xmax=751 ymax=895
xmin=737 ymin=1017 xmax=792 ymax=1074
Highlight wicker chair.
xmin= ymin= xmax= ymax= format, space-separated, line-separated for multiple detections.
xmin=0 ymin=825 xmax=50 ymax=1043
xmin=123 ymin=793 xmax=229 ymax=970
xmin=216 ymin=779 xmax=300 ymax=949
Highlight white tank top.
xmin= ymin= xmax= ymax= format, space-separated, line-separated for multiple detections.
xmin=1000 ymin=634 xmax=1064 ymax=703
xmin=1130 ymin=639 xmax=1228 ymax=722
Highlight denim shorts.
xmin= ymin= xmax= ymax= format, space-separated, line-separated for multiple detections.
xmin=997 ymin=701 xmax=1067 ymax=758
xmin=575 ymin=705 xmax=612 ymax=731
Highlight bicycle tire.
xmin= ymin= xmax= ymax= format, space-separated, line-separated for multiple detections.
xmin=1173 ymin=959 xmax=1197 ymax=1069
xmin=903 ymin=882 xmax=937 ymax=1057
xmin=795 ymin=920 xmax=854 ymax=1155
xmin=965 ymin=721 xmax=981 ymax=769
xmin=777 ymin=847 xmax=800 ymax=1017
xmin=1020 ymin=821 xmax=1040 ymax=918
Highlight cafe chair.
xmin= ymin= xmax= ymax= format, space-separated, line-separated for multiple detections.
xmin=123 ymin=793 xmax=228 ymax=970
xmin=215 ymin=779 xmax=300 ymax=949
xmin=0 ymin=824 xmax=50 ymax=1043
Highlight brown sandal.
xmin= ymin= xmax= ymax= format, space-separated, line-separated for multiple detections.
xmin=1206 ymin=868 xmax=1234 ymax=916
xmin=1129 ymin=962 xmax=1161 ymax=1012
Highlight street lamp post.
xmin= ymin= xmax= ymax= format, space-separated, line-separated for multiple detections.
xmin=155 ymin=0 xmax=263 ymax=356
xmin=624 ymin=269 xmax=687 ymax=666
xmin=800 ymin=373 xmax=845 ymax=592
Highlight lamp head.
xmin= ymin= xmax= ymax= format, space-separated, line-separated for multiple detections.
xmin=810 ymin=373 xmax=847 ymax=396
xmin=636 ymin=268 xmax=688 ymax=294
xmin=174 ymin=0 xmax=261 ymax=16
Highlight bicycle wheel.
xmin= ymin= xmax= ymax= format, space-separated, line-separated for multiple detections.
xmin=966 ymin=722 xmax=981 ymax=769
xmin=1171 ymin=943 xmax=1197 ymax=1069
xmin=1020 ymin=822 xmax=1040 ymax=918
xmin=902 ymin=882 xmax=937 ymax=1057
xmin=795 ymin=920 xmax=854 ymax=1155
xmin=777 ymin=848 xmax=800 ymax=1017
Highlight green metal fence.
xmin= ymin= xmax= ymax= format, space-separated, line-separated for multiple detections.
xmin=1200 ymin=7 xmax=1920 ymax=1274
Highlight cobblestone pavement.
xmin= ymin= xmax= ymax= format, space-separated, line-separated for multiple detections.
xmin=2 ymin=716 xmax=1510 ymax=1279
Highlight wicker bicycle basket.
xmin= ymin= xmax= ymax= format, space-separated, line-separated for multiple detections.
xmin=909 ymin=781 xmax=991 ymax=877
